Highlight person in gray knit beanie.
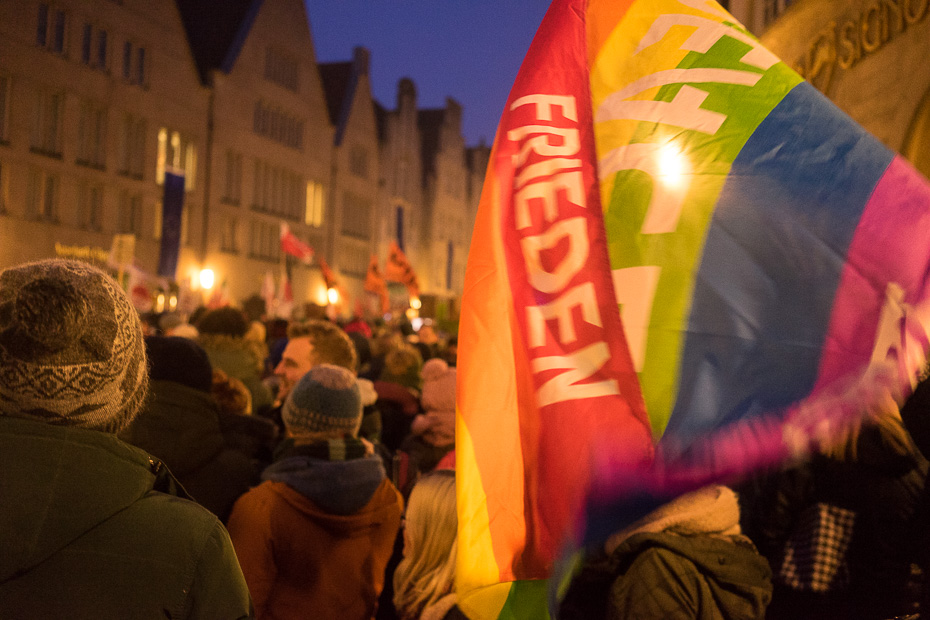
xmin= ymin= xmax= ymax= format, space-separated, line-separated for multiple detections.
xmin=0 ymin=259 xmax=148 ymax=433
xmin=0 ymin=259 xmax=253 ymax=618
xmin=282 ymin=363 xmax=362 ymax=438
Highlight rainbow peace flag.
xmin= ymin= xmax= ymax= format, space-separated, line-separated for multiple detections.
xmin=455 ymin=0 xmax=930 ymax=618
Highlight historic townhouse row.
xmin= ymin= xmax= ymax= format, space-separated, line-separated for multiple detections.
xmin=0 ymin=0 xmax=488 ymax=320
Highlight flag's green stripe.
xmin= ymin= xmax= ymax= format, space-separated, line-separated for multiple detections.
xmin=603 ymin=32 xmax=802 ymax=436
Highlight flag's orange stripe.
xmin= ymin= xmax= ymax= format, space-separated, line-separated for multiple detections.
xmin=586 ymin=0 xmax=636 ymax=67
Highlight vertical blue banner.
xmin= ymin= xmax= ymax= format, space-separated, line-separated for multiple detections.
xmin=158 ymin=170 xmax=185 ymax=279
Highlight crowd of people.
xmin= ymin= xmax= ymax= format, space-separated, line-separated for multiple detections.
xmin=4 ymin=258 xmax=930 ymax=619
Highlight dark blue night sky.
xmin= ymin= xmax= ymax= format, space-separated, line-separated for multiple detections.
xmin=304 ymin=0 xmax=550 ymax=147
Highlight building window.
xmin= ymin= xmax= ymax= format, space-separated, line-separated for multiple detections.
xmin=122 ymin=41 xmax=131 ymax=80
xmin=156 ymin=127 xmax=196 ymax=191
xmin=122 ymin=41 xmax=146 ymax=85
xmin=77 ymin=100 xmax=107 ymax=169
xmin=37 ymin=4 xmax=67 ymax=55
xmin=341 ymin=192 xmax=371 ymax=240
xmin=0 ymin=160 xmax=8 ymax=214
xmin=117 ymin=190 xmax=142 ymax=235
xmin=78 ymin=182 xmax=103 ymax=231
xmin=221 ymin=216 xmax=239 ymax=253
xmin=36 ymin=4 xmax=48 ymax=47
xmin=305 ymin=180 xmax=324 ymax=228
xmin=252 ymin=158 xmax=303 ymax=219
xmin=223 ymin=150 xmax=242 ymax=205
xmin=0 ymin=75 xmax=10 ymax=143
xmin=95 ymin=29 xmax=108 ymax=70
xmin=264 ymin=47 xmax=299 ymax=92
xmin=81 ymin=23 xmax=91 ymax=64
xmin=119 ymin=114 xmax=145 ymax=179
xmin=26 ymin=169 xmax=58 ymax=221
xmin=349 ymin=146 xmax=368 ymax=178
xmin=31 ymin=89 xmax=64 ymax=157
xmin=447 ymin=240 xmax=454 ymax=291
xmin=253 ymin=101 xmax=303 ymax=150
xmin=249 ymin=220 xmax=281 ymax=262
xmin=395 ymin=205 xmax=405 ymax=250
xmin=136 ymin=47 xmax=146 ymax=85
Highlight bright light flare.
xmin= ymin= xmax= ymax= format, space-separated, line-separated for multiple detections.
xmin=199 ymin=269 xmax=215 ymax=290
xmin=327 ymin=287 xmax=339 ymax=305
xmin=657 ymin=143 xmax=688 ymax=188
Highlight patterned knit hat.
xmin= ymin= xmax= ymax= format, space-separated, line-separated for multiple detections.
xmin=282 ymin=364 xmax=362 ymax=437
xmin=0 ymin=259 xmax=148 ymax=433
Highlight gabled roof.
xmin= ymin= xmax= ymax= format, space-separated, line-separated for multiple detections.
xmin=318 ymin=47 xmax=370 ymax=146
xmin=174 ymin=0 xmax=260 ymax=83
xmin=318 ymin=62 xmax=352 ymax=128
xmin=374 ymin=101 xmax=388 ymax=144
xmin=418 ymin=108 xmax=446 ymax=188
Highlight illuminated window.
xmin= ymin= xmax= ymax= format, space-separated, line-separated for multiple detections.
xmin=170 ymin=132 xmax=180 ymax=168
xmin=157 ymin=128 xmax=196 ymax=191
xmin=305 ymin=180 xmax=324 ymax=227
xmin=156 ymin=128 xmax=166 ymax=183
xmin=184 ymin=142 xmax=196 ymax=191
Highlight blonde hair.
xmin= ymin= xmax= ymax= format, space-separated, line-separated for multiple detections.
xmin=393 ymin=471 xmax=457 ymax=619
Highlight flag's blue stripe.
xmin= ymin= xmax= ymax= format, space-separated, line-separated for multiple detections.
xmin=660 ymin=81 xmax=895 ymax=452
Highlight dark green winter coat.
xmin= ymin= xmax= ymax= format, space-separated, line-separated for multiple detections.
xmin=607 ymin=532 xmax=772 ymax=620
xmin=0 ymin=416 xmax=253 ymax=620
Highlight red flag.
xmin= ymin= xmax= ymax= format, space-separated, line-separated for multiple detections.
xmin=275 ymin=271 xmax=294 ymax=319
xmin=385 ymin=241 xmax=420 ymax=298
xmin=280 ymin=222 xmax=314 ymax=264
xmin=318 ymin=256 xmax=337 ymax=290
xmin=364 ymin=254 xmax=389 ymax=313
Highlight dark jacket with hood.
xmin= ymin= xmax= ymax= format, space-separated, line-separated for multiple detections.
xmin=227 ymin=438 xmax=403 ymax=620
xmin=120 ymin=379 xmax=257 ymax=523
xmin=0 ymin=417 xmax=252 ymax=620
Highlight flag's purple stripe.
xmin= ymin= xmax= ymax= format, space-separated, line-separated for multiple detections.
xmin=660 ymin=81 xmax=895 ymax=453
xmin=816 ymin=155 xmax=930 ymax=391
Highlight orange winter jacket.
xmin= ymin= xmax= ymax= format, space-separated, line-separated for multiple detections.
xmin=227 ymin=477 xmax=403 ymax=620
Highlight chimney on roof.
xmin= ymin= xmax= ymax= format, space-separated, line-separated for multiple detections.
xmin=446 ymin=97 xmax=462 ymax=130
xmin=353 ymin=46 xmax=370 ymax=76
xmin=398 ymin=77 xmax=417 ymax=108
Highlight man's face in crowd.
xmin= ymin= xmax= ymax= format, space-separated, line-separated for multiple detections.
xmin=275 ymin=336 xmax=314 ymax=402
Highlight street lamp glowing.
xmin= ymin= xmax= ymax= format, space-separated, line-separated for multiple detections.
xmin=199 ymin=269 xmax=215 ymax=290
xmin=327 ymin=287 xmax=339 ymax=305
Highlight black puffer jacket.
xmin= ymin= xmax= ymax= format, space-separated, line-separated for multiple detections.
xmin=120 ymin=379 xmax=257 ymax=522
